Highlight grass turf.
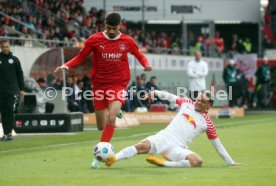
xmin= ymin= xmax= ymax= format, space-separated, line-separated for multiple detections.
xmin=0 ymin=114 xmax=276 ymax=186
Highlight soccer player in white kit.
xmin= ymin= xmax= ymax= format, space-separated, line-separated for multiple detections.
xmin=106 ymin=90 xmax=241 ymax=167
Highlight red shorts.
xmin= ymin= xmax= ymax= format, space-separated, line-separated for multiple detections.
xmin=92 ymin=86 xmax=127 ymax=110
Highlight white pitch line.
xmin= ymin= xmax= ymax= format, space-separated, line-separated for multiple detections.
xmin=217 ymin=117 xmax=276 ymax=127
xmin=83 ymin=127 xmax=129 ymax=131
xmin=16 ymin=133 xmax=77 ymax=136
xmin=0 ymin=117 xmax=275 ymax=154
xmin=14 ymin=127 xmax=128 ymax=135
xmin=0 ymin=132 xmax=153 ymax=154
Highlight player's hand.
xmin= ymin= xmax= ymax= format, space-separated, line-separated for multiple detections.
xmin=54 ymin=65 xmax=68 ymax=73
xmin=229 ymin=162 xmax=242 ymax=167
xmin=144 ymin=65 xmax=152 ymax=72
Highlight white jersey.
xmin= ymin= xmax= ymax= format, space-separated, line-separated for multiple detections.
xmin=157 ymin=97 xmax=217 ymax=148
xmin=149 ymin=90 xmax=235 ymax=165
xmin=187 ymin=59 xmax=208 ymax=91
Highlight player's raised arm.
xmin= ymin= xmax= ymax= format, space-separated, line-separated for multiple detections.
xmin=143 ymin=90 xmax=177 ymax=103
xmin=153 ymin=90 xmax=178 ymax=102
xmin=129 ymin=37 xmax=152 ymax=72
xmin=145 ymin=90 xmax=193 ymax=106
xmin=204 ymin=114 xmax=241 ymax=166
xmin=54 ymin=43 xmax=94 ymax=73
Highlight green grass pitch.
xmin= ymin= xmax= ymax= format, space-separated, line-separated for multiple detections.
xmin=1 ymin=114 xmax=276 ymax=186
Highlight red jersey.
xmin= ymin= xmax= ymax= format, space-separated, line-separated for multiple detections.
xmin=65 ymin=31 xmax=149 ymax=88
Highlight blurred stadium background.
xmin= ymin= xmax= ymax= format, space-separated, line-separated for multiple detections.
xmin=1 ymin=0 xmax=276 ymax=114
xmin=0 ymin=0 xmax=276 ymax=185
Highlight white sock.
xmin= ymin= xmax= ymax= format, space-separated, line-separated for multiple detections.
xmin=164 ymin=160 xmax=191 ymax=167
xmin=115 ymin=146 xmax=138 ymax=161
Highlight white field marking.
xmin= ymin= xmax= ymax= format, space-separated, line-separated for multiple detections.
xmin=216 ymin=117 xmax=276 ymax=127
xmin=16 ymin=133 xmax=77 ymax=136
xmin=83 ymin=127 xmax=129 ymax=131
xmin=0 ymin=117 xmax=275 ymax=154
xmin=0 ymin=132 xmax=153 ymax=154
xmin=14 ymin=127 xmax=128 ymax=135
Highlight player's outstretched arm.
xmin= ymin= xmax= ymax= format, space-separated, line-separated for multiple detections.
xmin=133 ymin=51 xmax=152 ymax=72
xmin=230 ymin=162 xmax=242 ymax=166
xmin=54 ymin=64 xmax=69 ymax=73
xmin=205 ymin=114 xmax=241 ymax=166
xmin=54 ymin=44 xmax=93 ymax=73
xmin=129 ymin=37 xmax=152 ymax=72
xmin=143 ymin=65 xmax=152 ymax=72
xmin=210 ymin=138 xmax=241 ymax=166
xmin=144 ymin=90 xmax=178 ymax=103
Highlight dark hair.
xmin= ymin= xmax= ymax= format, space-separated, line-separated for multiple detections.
xmin=0 ymin=39 xmax=9 ymax=45
xmin=37 ymin=77 xmax=46 ymax=83
xmin=150 ymin=76 xmax=157 ymax=81
xmin=105 ymin=12 xmax=121 ymax=26
xmin=141 ymin=73 xmax=146 ymax=78
xmin=136 ymin=75 xmax=141 ymax=81
xmin=200 ymin=90 xmax=214 ymax=106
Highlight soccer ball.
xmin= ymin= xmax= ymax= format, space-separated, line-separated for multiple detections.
xmin=94 ymin=142 xmax=115 ymax=162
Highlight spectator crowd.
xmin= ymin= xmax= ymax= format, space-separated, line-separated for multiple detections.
xmin=0 ymin=0 xmax=105 ymax=47
xmin=223 ymin=57 xmax=276 ymax=109
xmin=0 ymin=0 xmax=258 ymax=56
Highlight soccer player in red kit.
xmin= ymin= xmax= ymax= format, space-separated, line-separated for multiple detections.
xmin=55 ymin=12 xmax=152 ymax=168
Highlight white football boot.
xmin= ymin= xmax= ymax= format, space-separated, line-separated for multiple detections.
xmin=91 ymin=158 xmax=100 ymax=169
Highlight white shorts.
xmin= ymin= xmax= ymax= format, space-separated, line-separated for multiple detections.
xmin=144 ymin=134 xmax=194 ymax=161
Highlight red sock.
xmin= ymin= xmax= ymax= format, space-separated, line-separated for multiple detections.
xmin=100 ymin=124 xmax=115 ymax=142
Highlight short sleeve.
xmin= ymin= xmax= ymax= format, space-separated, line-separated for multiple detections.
xmin=203 ymin=113 xmax=218 ymax=140
xmin=176 ymin=97 xmax=195 ymax=106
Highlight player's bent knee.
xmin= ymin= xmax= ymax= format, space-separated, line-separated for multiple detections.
xmin=135 ymin=140 xmax=151 ymax=154
xmin=190 ymin=159 xmax=203 ymax=167
xmin=186 ymin=154 xmax=203 ymax=167
xmin=107 ymin=114 xmax=117 ymax=124
xmin=97 ymin=125 xmax=105 ymax=131
xmin=96 ymin=122 xmax=106 ymax=131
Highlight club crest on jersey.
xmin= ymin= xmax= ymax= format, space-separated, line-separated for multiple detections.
xmin=119 ymin=44 xmax=125 ymax=51
xmin=8 ymin=59 xmax=14 ymax=64
xmin=182 ymin=113 xmax=197 ymax=129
